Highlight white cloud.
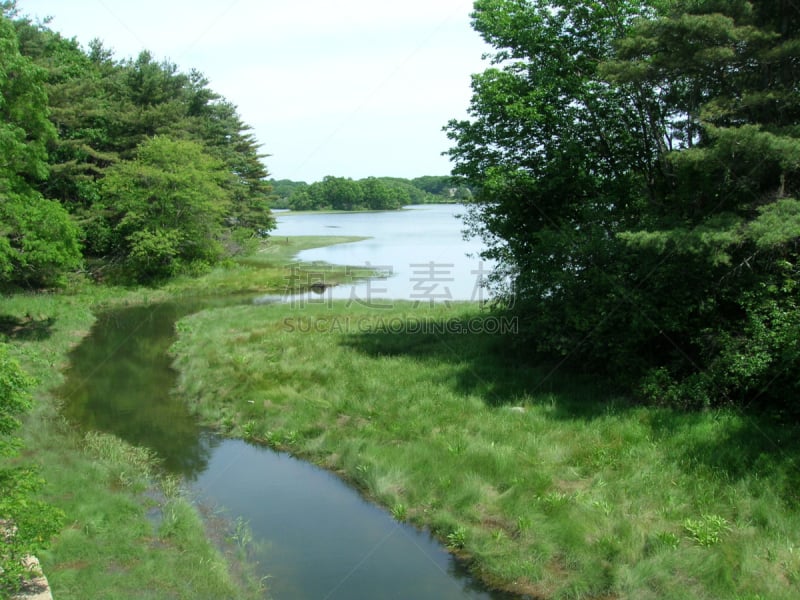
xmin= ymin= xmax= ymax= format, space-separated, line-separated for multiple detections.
xmin=16 ymin=0 xmax=490 ymax=181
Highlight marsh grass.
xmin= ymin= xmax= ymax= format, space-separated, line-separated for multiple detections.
xmin=1 ymin=290 xmax=263 ymax=600
xmin=165 ymin=235 xmax=374 ymax=295
xmin=171 ymin=300 xmax=800 ymax=599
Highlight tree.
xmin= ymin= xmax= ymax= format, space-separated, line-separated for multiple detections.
xmin=602 ymin=0 xmax=800 ymax=407
xmin=446 ymin=0 xmax=657 ymax=370
xmin=447 ymin=0 xmax=800 ymax=409
xmin=0 ymin=343 xmax=63 ymax=595
xmin=0 ymin=10 xmax=81 ymax=288
xmin=99 ymin=136 xmax=233 ymax=282
xmin=9 ymin=11 xmax=276 ymax=268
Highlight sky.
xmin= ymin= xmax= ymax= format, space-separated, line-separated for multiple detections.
xmin=16 ymin=0 xmax=492 ymax=183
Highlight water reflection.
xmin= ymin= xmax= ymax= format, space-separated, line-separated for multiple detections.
xmin=193 ymin=439 xmax=506 ymax=600
xmin=273 ymin=204 xmax=492 ymax=302
xmin=59 ymin=301 xmax=238 ymax=476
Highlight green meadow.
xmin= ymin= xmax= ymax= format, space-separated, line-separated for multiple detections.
xmin=2 ymin=238 xmax=799 ymax=599
xmin=2 ymin=289 xmax=265 ymax=600
xmin=0 ymin=236 xmax=372 ymax=599
xmin=171 ymin=299 xmax=800 ymax=599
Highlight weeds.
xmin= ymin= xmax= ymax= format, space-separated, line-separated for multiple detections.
xmin=446 ymin=526 xmax=467 ymax=550
xmin=3 ymin=289 xmax=264 ymax=599
xmin=391 ymin=503 xmax=407 ymax=521
xmin=683 ymin=514 xmax=731 ymax=547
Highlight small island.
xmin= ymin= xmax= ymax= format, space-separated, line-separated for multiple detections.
xmin=269 ymin=175 xmax=473 ymax=211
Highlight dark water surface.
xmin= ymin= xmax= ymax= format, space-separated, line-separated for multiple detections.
xmin=59 ymin=206 xmax=514 ymax=599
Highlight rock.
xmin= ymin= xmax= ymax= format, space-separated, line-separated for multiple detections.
xmin=12 ymin=556 xmax=53 ymax=600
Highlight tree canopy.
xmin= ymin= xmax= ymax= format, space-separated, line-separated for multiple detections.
xmin=447 ymin=0 xmax=800 ymax=411
xmin=0 ymin=12 xmax=81 ymax=287
xmin=0 ymin=2 xmax=276 ymax=285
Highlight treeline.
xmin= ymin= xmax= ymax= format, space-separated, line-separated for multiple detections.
xmin=0 ymin=2 xmax=274 ymax=286
xmin=448 ymin=0 xmax=800 ymax=412
xmin=270 ymin=175 xmax=473 ymax=210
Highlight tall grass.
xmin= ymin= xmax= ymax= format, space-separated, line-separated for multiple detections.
xmin=171 ymin=300 xmax=800 ymax=599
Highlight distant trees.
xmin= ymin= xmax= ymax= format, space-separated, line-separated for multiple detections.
xmin=1 ymin=2 xmax=275 ymax=285
xmin=275 ymin=175 xmax=465 ymax=210
xmin=447 ymin=0 xmax=800 ymax=411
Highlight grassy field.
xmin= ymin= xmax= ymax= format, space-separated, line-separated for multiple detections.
xmin=170 ymin=300 xmax=800 ymax=599
xmin=4 ymin=235 xmax=800 ymax=599
xmin=165 ymin=235 xmax=372 ymax=296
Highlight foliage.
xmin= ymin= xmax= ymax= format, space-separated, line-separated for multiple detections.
xmin=447 ymin=0 xmax=800 ymax=411
xmin=2 ymin=3 xmax=276 ymax=286
xmin=0 ymin=11 xmax=82 ymax=288
xmin=0 ymin=344 xmax=63 ymax=595
xmin=169 ymin=298 xmax=800 ymax=598
xmin=288 ymin=175 xmax=403 ymax=210
xmin=1 ymin=288 xmax=265 ymax=599
xmin=99 ymin=137 xmax=232 ymax=282
xmin=281 ymin=175 xmax=458 ymax=210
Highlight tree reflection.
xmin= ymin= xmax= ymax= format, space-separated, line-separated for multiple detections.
xmin=59 ymin=300 xmax=240 ymax=477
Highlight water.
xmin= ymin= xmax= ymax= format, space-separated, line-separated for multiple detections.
xmin=272 ymin=204 xmax=492 ymax=303
xmin=59 ymin=205 xmax=511 ymax=599
xmin=196 ymin=442 xmax=504 ymax=599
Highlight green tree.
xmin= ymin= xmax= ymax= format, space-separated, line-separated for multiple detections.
xmin=0 ymin=343 xmax=64 ymax=595
xmin=446 ymin=0 xmax=656 ymax=368
xmin=602 ymin=0 xmax=800 ymax=406
xmin=0 ymin=10 xmax=81 ymax=288
xmin=10 ymin=11 xmax=275 ymax=266
xmin=99 ymin=136 xmax=233 ymax=282
xmin=448 ymin=0 xmax=800 ymax=409
xmin=189 ymin=96 xmax=275 ymax=238
xmin=362 ymin=177 xmax=401 ymax=209
xmin=270 ymin=179 xmax=307 ymax=205
xmin=323 ymin=176 xmax=364 ymax=210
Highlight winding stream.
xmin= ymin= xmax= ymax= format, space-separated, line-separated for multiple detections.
xmin=59 ymin=206 xmax=513 ymax=599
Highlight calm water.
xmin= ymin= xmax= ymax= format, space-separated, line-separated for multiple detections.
xmin=59 ymin=205 xmax=511 ymax=599
xmin=272 ymin=204 xmax=492 ymax=302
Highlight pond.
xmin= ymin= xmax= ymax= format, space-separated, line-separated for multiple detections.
xmin=59 ymin=205 xmax=514 ymax=599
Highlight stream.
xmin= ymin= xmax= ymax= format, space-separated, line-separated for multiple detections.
xmin=58 ymin=205 xmax=513 ymax=599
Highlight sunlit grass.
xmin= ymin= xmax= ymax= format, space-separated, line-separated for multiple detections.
xmin=165 ymin=235 xmax=373 ymax=295
xmin=171 ymin=300 xmax=800 ymax=599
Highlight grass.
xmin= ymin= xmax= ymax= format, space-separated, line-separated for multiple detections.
xmin=4 ymin=233 xmax=799 ymax=599
xmin=0 ymin=234 xmax=372 ymax=599
xmin=169 ymin=300 xmax=800 ymax=599
xmin=165 ymin=235 xmax=373 ymax=296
